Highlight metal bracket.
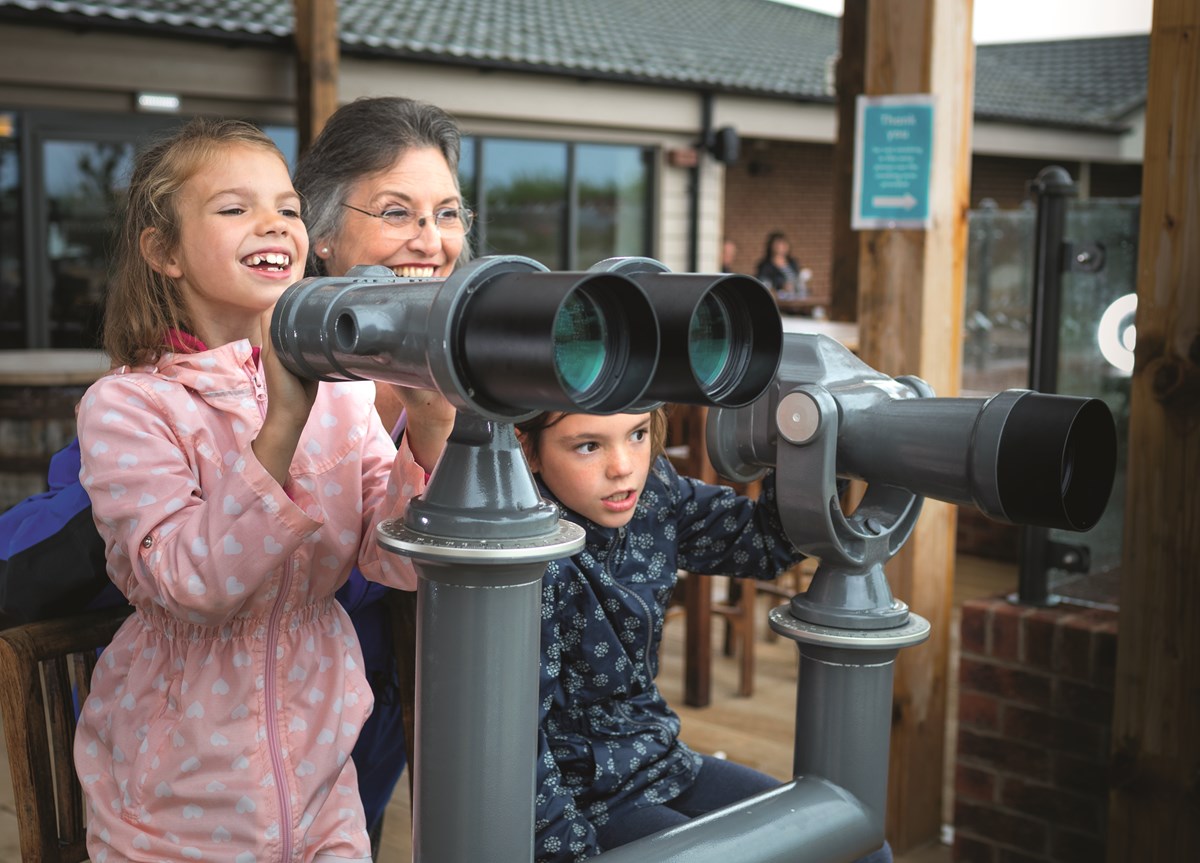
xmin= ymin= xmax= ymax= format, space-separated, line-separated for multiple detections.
xmin=1067 ymin=241 xmax=1106 ymax=273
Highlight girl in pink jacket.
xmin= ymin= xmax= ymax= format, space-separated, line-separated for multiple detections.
xmin=73 ymin=118 xmax=425 ymax=863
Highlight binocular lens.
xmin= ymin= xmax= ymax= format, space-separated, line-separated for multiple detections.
xmin=554 ymin=290 xmax=609 ymax=401
xmin=689 ymin=292 xmax=734 ymax=391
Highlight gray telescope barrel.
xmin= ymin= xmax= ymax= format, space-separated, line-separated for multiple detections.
xmin=271 ymin=271 xmax=443 ymax=387
xmin=269 ymin=257 xmax=663 ymax=418
xmin=838 ymin=388 xmax=1116 ymax=531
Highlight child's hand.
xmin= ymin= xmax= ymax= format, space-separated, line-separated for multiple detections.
xmin=393 ymin=385 xmax=456 ymax=473
xmin=253 ymin=308 xmax=319 ymax=485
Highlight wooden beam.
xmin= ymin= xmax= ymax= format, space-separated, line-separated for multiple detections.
xmin=293 ymin=0 xmax=339 ymax=156
xmin=829 ymin=0 xmax=867 ymax=323
xmin=1107 ymin=0 xmax=1200 ymax=859
xmin=855 ymin=0 xmax=975 ymax=852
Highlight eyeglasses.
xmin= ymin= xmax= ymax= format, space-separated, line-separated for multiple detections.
xmin=341 ymin=203 xmax=475 ymax=237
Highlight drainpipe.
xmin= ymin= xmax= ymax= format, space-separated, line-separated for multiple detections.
xmin=689 ymin=91 xmax=714 ymax=272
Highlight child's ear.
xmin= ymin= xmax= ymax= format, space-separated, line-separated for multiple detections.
xmin=515 ymin=433 xmax=540 ymax=473
xmin=140 ymin=227 xmax=184 ymax=279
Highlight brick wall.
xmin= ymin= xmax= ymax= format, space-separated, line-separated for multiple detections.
xmin=954 ymin=597 xmax=1118 ymax=862
xmin=956 ymin=508 xmax=1020 ymax=562
xmin=722 ymin=140 xmax=835 ymax=300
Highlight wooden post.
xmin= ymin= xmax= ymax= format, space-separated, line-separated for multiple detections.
xmin=855 ymin=0 xmax=975 ymax=852
xmin=293 ymin=0 xmax=339 ymax=156
xmin=1107 ymin=0 xmax=1200 ymax=859
xmin=829 ymin=0 xmax=867 ymax=323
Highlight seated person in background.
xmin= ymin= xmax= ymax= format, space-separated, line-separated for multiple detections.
xmin=754 ymin=230 xmax=802 ymax=296
xmin=515 ymin=407 xmax=893 ymax=863
xmin=720 ymin=237 xmax=738 ymax=273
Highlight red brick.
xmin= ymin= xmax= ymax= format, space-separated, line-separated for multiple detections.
xmin=958 ymin=691 xmax=1001 ymax=731
xmin=959 ymin=657 xmax=1052 ymax=709
xmin=958 ymin=728 xmax=1052 ymax=781
xmin=952 ymin=833 xmax=997 ymax=863
xmin=956 ymin=508 xmax=1020 ymax=562
xmin=1002 ymin=705 xmax=1104 ymax=758
xmin=960 ymin=601 xmax=992 ymax=656
xmin=956 ymin=763 xmax=997 ymax=802
xmin=998 ymin=777 xmax=1104 ymax=834
xmin=1052 ymin=613 xmax=1094 ymax=681
xmin=991 ymin=604 xmax=1021 ymax=662
xmin=954 ymin=800 xmax=1047 ymax=855
xmin=1020 ymin=609 xmax=1058 ymax=670
xmin=1054 ymin=678 xmax=1114 ymax=726
xmin=1090 ymin=620 xmax=1118 ymax=689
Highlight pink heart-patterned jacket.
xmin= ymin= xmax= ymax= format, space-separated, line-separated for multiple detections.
xmin=73 ymin=339 xmax=424 ymax=863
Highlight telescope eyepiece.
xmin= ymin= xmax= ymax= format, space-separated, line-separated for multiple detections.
xmin=995 ymin=393 xmax=1116 ymax=531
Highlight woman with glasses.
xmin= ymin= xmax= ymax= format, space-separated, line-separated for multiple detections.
xmin=294 ymin=95 xmax=474 ymax=471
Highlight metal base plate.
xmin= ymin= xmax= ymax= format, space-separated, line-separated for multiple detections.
xmin=377 ymin=518 xmax=585 ymax=564
xmin=769 ymin=606 xmax=931 ymax=650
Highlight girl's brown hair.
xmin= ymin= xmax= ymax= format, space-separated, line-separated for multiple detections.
xmin=515 ymin=407 xmax=669 ymax=468
xmin=103 ymin=117 xmax=287 ymax=367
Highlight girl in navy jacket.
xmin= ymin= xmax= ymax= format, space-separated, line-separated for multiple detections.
xmin=517 ymin=408 xmax=891 ymax=863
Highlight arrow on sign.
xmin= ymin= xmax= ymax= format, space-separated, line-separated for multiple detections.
xmin=871 ymin=193 xmax=919 ymax=209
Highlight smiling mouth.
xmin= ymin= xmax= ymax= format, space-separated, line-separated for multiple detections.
xmin=242 ymin=252 xmax=291 ymax=271
xmin=391 ymin=265 xmax=437 ymax=278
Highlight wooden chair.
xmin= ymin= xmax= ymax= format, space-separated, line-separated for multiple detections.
xmin=665 ymin=404 xmax=761 ymax=705
xmin=0 ymin=604 xmax=132 ymax=863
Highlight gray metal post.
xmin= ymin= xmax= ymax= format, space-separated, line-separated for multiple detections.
xmin=378 ymin=413 xmax=583 ymax=863
xmin=1017 ymin=166 xmax=1076 ymax=606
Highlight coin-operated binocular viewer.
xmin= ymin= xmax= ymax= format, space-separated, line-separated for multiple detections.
xmin=271 ymin=256 xmax=1117 ymax=863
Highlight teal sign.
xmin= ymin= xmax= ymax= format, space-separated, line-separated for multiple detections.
xmin=852 ymin=95 xmax=934 ymax=229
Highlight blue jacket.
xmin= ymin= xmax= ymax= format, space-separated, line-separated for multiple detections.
xmin=0 ymin=438 xmax=406 ymax=833
xmin=533 ymin=456 xmax=801 ymax=862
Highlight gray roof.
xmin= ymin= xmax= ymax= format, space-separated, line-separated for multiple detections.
xmin=0 ymin=0 xmax=1148 ymax=131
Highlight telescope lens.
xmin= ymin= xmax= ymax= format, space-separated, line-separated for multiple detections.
xmin=553 ymin=290 xmax=608 ymax=400
xmin=689 ymin=293 xmax=733 ymax=390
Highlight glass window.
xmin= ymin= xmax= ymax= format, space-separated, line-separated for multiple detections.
xmin=0 ymin=112 xmax=22 ymax=350
xmin=576 ymin=143 xmax=650 ymax=268
xmin=466 ymin=136 xmax=652 ymax=269
xmin=459 ymin=136 xmax=476 ymax=205
xmin=480 ymin=139 xmax=567 ymax=266
xmin=43 ymin=138 xmax=138 ymax=348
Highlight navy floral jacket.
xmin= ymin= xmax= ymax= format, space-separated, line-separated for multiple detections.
xmin=534 ymin=456 xmax=803 ymax=862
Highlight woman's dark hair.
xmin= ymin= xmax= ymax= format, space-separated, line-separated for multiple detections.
xmin=760 ymin=231 xmax=788 ymax=263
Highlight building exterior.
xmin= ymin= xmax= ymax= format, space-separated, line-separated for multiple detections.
xmin=0 ymin=0 xmax=1147 ymax=350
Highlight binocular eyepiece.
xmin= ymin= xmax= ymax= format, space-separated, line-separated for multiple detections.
xmin=270 ymin=255 xmax=783 ymax=421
